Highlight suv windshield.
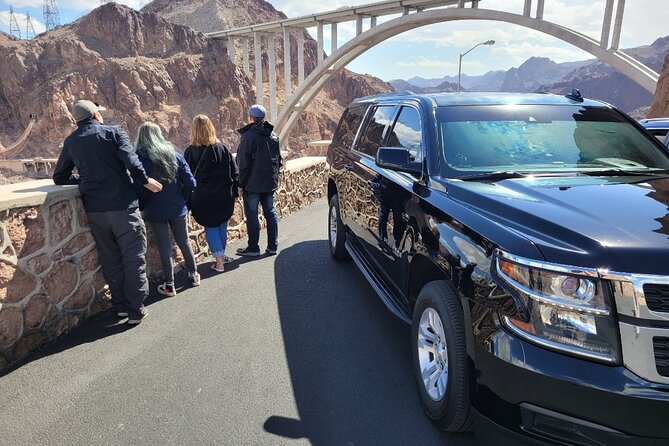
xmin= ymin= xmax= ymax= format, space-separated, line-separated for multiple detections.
xmin=438 ymin=105 xmax=669 ymax=178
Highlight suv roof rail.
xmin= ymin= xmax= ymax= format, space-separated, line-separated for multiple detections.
xmin=354 ymin=90 xmax=415 ymax=102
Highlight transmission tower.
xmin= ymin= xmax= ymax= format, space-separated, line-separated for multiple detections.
xmin=26 ymin=11 xmax=37 ymax=39
xmin=9 ymin=6 xmax=21 ymax=39
xmin=43 ymin=0 xmax=60 ymax=31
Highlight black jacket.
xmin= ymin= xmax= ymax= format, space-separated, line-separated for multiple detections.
xmin=236 ymin=120 xmax=282 ymax=193
xmin=184 ymin=142 xmax=238 ymax=227
xmin=52 ymin=119 xmax=149 ymax=212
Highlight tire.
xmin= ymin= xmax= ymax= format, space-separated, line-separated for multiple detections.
xmin=412 ymin=280 xmax=472 ymax=432
xmin=328 ymin=194 xmax=349 ymax=260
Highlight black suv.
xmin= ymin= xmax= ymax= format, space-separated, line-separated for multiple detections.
xmin=326 ymin=92 xmax=669 ymax=445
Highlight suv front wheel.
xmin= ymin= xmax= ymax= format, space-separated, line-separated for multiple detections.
xmin=412 ymin=281 xmax=472 ymax=432
xmin=328 ymin=194 xmax=349 ymax=260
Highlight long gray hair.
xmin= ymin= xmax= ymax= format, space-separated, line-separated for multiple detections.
xmin=134 ymin=122 xmax=177 ymax=181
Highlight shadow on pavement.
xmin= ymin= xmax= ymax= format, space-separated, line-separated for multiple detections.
xmin=267 ymin=239 xmax=475 ymax=445
xmin=0 ymin=309 xmax=132 ymax=378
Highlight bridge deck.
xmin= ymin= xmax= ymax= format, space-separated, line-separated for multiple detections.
xmin=208 ymin=0 xmax=475 ymax=38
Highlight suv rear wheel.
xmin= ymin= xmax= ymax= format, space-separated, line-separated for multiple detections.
xmin=328 ymin=194 xmax=349 ymax=260
xmin=412 ymin=281 xmax=472 ymax=432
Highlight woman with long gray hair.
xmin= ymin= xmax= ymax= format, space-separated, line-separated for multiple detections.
xmin=134 ymin=122 xmax=200 ymax=296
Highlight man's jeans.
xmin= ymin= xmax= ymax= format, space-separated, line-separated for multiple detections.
xmin=86 ymin=208 xmax=148 ymax=319
xmin=243 ymin=191 xmax=278 ymax=251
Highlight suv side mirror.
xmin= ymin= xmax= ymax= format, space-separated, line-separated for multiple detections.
xmin=376 ymin=147 xmax=422 ymax=176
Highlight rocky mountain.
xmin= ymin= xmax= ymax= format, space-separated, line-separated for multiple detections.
xmin=0 ymin=1 xmax=390 ymax=160
xmin=0 ymin=4 xmax=255 ymax=159
xmin=649 ymin=50 xmax=669 ymax=117
xmin=144 ymin=0 xmax=392 ymax=156
xmin=543 ymin=37 xmax=669 ymax=113
xmin=501 ymin=57 xmax=589 ymax=92
xmin=400 ymin=70 xmax=505 ymax=92
xmin=391 ymin=37 xmax=668 ymax=114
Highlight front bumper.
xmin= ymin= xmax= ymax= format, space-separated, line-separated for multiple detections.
xmin=473 ymin=327 xmax=669 ymax=445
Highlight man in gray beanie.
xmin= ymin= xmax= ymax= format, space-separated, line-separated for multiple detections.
xmin=53 ymin=100 xmax=162 ymax=325
xmin=236 ymin=104 xmax=282 ymax=256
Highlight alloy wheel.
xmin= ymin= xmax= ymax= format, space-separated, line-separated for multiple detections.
xmin=417 ymin=307 xmax=448 ymax=401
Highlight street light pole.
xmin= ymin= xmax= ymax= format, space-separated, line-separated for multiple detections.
xmin=457 ymin=40 xmax=495 ymax=93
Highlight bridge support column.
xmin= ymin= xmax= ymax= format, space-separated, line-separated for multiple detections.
xmin=403 ymin=7 xmax=410 ymax=16
xmin=254 ymin=32 xmax=263 ymax=105
xmin=297 ymin=31 xmax=304 ymax=84
xmin=331 ymin=23 xmax=337 ymax=55
xmin=370 ymin=17 xmax=377 ymax=28
xmin=536 ymin=0 xmax=544 ymax=19
xmin=611 ymin=0 xmax=625 ymax=50
xmin=458 ymin=0 xmax=465 ymax=7
xmin=523 ymin=0 xmax=532 ymax=17
xmin=317 ymin=21 xmax=324 ymax=64
xmin=283 ymin=28 xmax=292 ymax=98
xmin=242 ymin=37 xmax=250 ymax=76
xmin=601 ymin=0 xmax=614 ymax=48
xmin=226 ymin=37 xmax=236 ymax=64
xmin=268 ymin=33 xmax=277 ymax=121
xmin=472 ymin=1 xmax=479 ymax=8
xmin=356 ymin=15 xmax=363 ymax=36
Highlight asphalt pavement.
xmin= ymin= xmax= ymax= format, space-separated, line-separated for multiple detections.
xmin=0 ymin=198 xmax=477 ymax=446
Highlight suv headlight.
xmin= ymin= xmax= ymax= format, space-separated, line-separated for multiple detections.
xmin=493 ymin=251 xmax=619 ymax=363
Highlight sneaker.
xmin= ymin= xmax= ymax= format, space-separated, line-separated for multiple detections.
xmin=265 ymin=247 xmax=277 ymax=255
xmin=157 ymin=282 xmax=177 ymax=297
xmin=116 ymin=311 xmax=128 ymax=318
xmin=236 ymin=246 xmax=260 ymax=257
xmin=189 ymin=272 xmax=201 ymax=287
xmin=127 ymin=307 xmax=148 ymax=325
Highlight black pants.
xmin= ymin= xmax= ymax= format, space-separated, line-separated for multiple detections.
xmin=87 ymin=208 xmax=148 ymax=319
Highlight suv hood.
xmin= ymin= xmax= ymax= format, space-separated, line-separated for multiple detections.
xmin=447 ymin=175 xmax=669 ymax=275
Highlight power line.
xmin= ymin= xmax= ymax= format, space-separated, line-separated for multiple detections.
xmin=43 ymin=0 xmax=60 ymax=31
xmin=9 ymin=5 xmax=21 ymax=39
xmin=26 ymin=11 xmax=37 ymax=39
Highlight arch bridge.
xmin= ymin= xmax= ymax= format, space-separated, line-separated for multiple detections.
xmin=207 ymin=0 xmax=660 ymax=143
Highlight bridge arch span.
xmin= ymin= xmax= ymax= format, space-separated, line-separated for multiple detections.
xmin=277 ymin=8 xmax=659 ymax=142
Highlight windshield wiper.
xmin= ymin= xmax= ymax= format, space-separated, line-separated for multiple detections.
xmin=581 ymin=169 xmax=669 ymax=177
xmin=457 ymin=171 xmax=528 ymax=181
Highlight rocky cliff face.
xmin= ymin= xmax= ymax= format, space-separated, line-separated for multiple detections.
xmin=148 ymin=0 xmax=392 ymax=153
xmin=0 ymin=1 xmax=390 ymax=159
xmin=649 ymin=51 xmax=669 ymax=117
xmin=0 ymin=3 xmax=254 ymax=158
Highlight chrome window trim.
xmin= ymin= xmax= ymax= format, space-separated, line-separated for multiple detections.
xmin=619 ymin=322 xmax=669 ymax=385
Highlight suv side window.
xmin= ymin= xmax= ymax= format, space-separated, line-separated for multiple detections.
xmin=387 ymin=106 xmax=423 ymax=164
xmin=356 ymin=105 xmax=397 ymax=157
xmin=332 ymin=104 xmax=367 ymax=150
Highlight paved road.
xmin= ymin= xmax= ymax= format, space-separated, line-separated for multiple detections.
xmin=0 ymin=198 xmax=477 ymax=446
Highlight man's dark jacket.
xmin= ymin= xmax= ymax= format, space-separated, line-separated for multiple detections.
xmin=53 ymin=118 xmax=149 ymax=212
xmin=236 ymin=120 xmax=282 ymax=193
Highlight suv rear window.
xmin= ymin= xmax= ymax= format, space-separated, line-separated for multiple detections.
xmin=438 ymin=105 xmax=669 ymax=176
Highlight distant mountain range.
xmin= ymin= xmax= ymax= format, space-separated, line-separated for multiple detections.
xmin=390 ymin=36 xmax=669 ymax=115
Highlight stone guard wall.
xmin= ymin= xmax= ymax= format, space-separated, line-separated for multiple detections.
xmin=0 ymin=157 xmax=326 ymax=368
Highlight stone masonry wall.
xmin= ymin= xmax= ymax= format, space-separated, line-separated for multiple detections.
xmin=0 ymin=157 xmax=326 ymax=368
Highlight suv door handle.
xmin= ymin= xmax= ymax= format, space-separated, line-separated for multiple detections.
xmin=344 ymin=164 xmax=354 ymax=171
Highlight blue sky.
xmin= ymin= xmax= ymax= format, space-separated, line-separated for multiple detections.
xmin=0 ymin=0 xmax=666 ymax=81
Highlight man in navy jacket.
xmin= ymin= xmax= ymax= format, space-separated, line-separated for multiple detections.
xmin=53 ymin=100 xmax=162 ymax=325
xmin=236 ymin=104 xmax=282 ymax=256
